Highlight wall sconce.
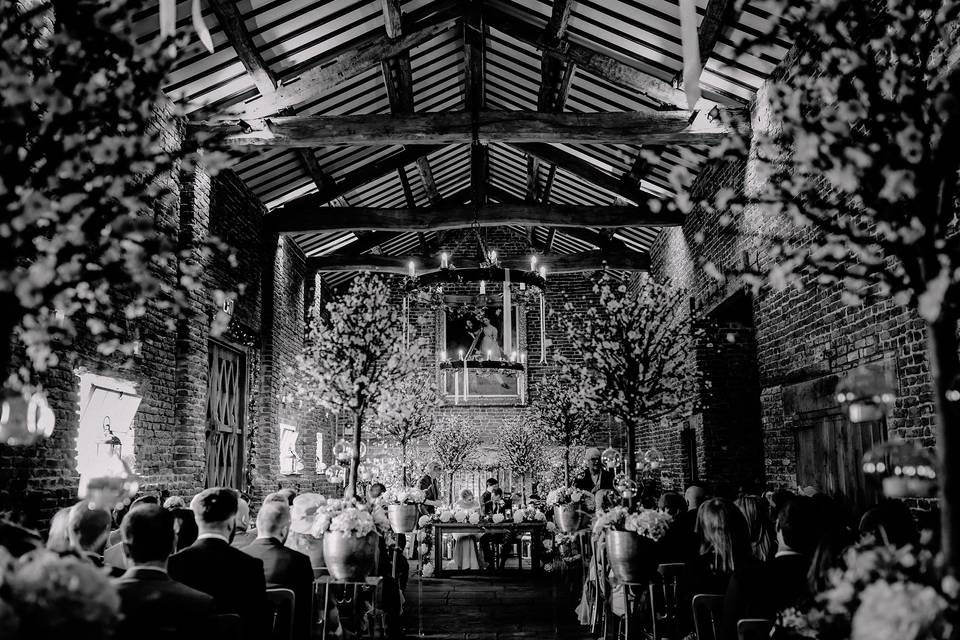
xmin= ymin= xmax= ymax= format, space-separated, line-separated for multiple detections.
xmin=80 ymin=416 xmax=139 ymax=509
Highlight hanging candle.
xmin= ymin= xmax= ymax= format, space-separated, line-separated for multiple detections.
xmin=408 ymin=261 xmax=416 ymax=278
xmin=333 ymin=438 xmax=351 ymax=462
xmin=441 ymin=253 xmax=449 ymax=269
xmin=644 ymin=448 xmax=665 ymax=470
xmin=539 ymin=292 xmax=547 ymax=364
xmin=479 ymin=280 xmax=486 ymax=295
xmin=615 ymin=475 xmax=639 ymax=499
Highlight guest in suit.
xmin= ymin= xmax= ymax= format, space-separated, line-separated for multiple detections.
xmin=171 ymin=507 xmax=199 ymax=552
xmin=655 ymin=491 xmax=689 ymax=563
xmin=113 ymin=504 xmax=214 ymax=640
xmin=480 ymin=488 xmax=515 ymax=570
xmin=242 ymin=500 xmax=316 ymax=640
xmin=68 ymin=500 xmax=124 ymax=577
xmin=168 ymin=487 xmax=269 ymax=636
xmin=664 ymin=485 xmax=707 ymax=563
xmin=572 ymin=448 xmax=614 ymax=493
xmin=721 ymin=496 xmax=818 ymax=640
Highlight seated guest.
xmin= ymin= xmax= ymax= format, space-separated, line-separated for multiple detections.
xmin=171 ymin=507 xmax=199 ymax=552
xmin=68 ymin=500 xmax=123 ymax=576
xmin=368 ymin=482 xmax=386 ymax=503
xmin=163 ymin=496 xmax=186 ymax=510
xmin=721 ymin=496 xmax=818 ymax=640
xmin=242 ymin=501 xmax=315 ymax=640
xmin=665 ymin=485 xmax=707 ymax=563
xmin=859 ymin=499 xmax=919 ymax=548
xmin=656 ymin=491 xmax=689 ymax=563
xmin=480 ymin=488 xmax=514 ymax=570
xmin=687 ymin=498 xmax=752 ymax=603
xmin=231 ymin=497 xmax=256 ymax=548
xmin=480 ymin=478 xmax=499 ymax=514
xmin=735 ymin=495 xmax=776 ymax=562
xmin=113 ymin=504 xmax=214 ymax=640
xmin=46 ymin=506 xmax=73 ymax=552
xmin=572 ymin=448 xmax=614 ymax=492
xmin=276 ymin=487 xmax=298 ymax=505
xmin=108 ymin=495 xmax=159 ymax=547
xmin=168 ymin=488 xmax=269 ymax=636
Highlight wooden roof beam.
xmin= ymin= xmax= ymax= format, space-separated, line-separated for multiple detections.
xmin=308 ymin=249 xmax=650 ymax=274
xmin=207 ymin=0 xmax=333 ymax=193
xmin=192 ymin=110 xmax=746 ymax=147
xmin=265 ymin=203 xmax=683 ymax=234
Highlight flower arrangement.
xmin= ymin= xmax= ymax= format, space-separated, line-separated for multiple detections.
xmin=512 ymin=506 xmax=548 ymax=524
xmin=592 ymin=507 xmax=672 ymax=541
xmin=388 ymin=487 xmax=426 ymax=505
xmin=1 ymin=549 xmax=121 ymax=636
xmin=329 ymin=509 xmax=377 ymax=538
xmin=775 ymin=542 xmax=954 ymax=640
xmin=546 ymin=487 xmax=594 ymax=509
xmin=310 ymin=498 xmax=393 ymax=541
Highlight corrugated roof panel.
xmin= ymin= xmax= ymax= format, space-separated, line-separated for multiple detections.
xmin=488 ymin=144 xmax=529 ymax=201
xmin=342 ymin=172 xmax=407 ymax=208
xmin=425 ymin=146 xmax=471 ymax=199
xmin=411 ymin=30 xmax=465 ymax=113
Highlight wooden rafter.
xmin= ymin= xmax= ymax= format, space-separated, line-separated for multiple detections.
xmin=698 ymin=0 xmax=738 ymax=67
xmin=465 ymin=0 xmax=486 ymax=208
xmin=307 ymin=249 xmax=650 ymax=274
xmin=206 ymin=0 xmax=333 ymax=193
xmin=265 ymin=203 xmax=683 ymax=234
xmin=191 ymin=109 xmax=746 ymax=147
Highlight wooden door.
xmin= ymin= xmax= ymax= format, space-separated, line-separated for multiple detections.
xmin=795 ymin=410 xmax=886 ymax=514
xmin=205 ymin=341 xmax=246 ymax=489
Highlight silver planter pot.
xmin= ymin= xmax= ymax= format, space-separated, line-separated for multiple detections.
xmin=606 ymin=530 xmax=655 ymax=584
xmin=323 ymin=531 xmax=379 ymax=581
xmin=287 ymin=531 xmax=325 ymax=568
xmin=554 ymin=504 xmax=584 ymax=533
xmin=388 ymin=503 xmax=419 ymax=533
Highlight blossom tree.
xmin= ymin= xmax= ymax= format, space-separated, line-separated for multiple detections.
xmin=533 ymin=372 xmax=598 ymax=485
xmin=674 ymin=0 xmax=960 ymax=571
xmin=558 ymin=276 xmax=697 ymax=479
xmin=496 ymin=415 xmax=546 ymax=504
xmin=368 ymin=370 xmax=441 ymax=486
xmin=0 ymin=1 xmax=230 ymax=398
xmin=296 ymin=274 xmax=423 ymax=498
xmin=429 ymin=414 xmax=480 ymax=504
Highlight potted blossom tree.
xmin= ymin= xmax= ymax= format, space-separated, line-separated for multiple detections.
xmin=533 ymin=372 xmax=598 ymax=485
xmin=369 ymin=370 xmax=441 ymax=487
xmin=429 ymin=415 xmax=480 ymax=504
xmin=496 ymin=415 xmax=546 ymax=505
xmin=296 ymin=274 xmax=423 ymax=498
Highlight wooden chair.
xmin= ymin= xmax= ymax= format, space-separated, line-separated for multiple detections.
xmin=590 ymin=537 xmax=612 ymax=639
xmin=652 ymin=563 xmax=686 ymax=639
xmin=212 ymin=613 xmax=243 ymax=640
xmin=691 ymin=594 xmax=725 ymax=640
xmin=737 ymin=618 xmax=773 ymax=640
xmin=266 ymin=588 xmax=295 ymax=640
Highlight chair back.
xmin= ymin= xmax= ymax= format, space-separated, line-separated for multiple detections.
xmin=265 ymin=588 xmax=296 ymax=640
xmin=737 ymin=618 xmax=773 ymax=640
xmin=653 ymin=563 xmax=686 ymax=639
xmin=212 ymin=613 xmax=243 ymax=640
xmin=691 ymin=593 xmax=724 ymax=640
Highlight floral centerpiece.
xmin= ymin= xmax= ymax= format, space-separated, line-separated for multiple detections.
xmin=309 ymin=498 xmax=392 ymax=581
xmin=385 ymin=487 xmax=427 ymax=533
xmin=512 ymin=505 xmax=548 ymax=524
xmin=593 ymin=507 xmax=673 ymax=583
xmin=776 ymin=542 xmax=954 ymax=640
xmin=546 ymin=487 xmax=594 ymax=532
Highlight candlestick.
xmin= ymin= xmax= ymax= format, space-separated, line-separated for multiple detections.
xmin=479 ymin=280 xmax=486 ymax=295
xmin=441 ymin=252 xmax=448 ymax=269
xmin=487 ymin=350 xmax=492 ymax=361
xmin=510 ymin=350 xmax=517 ymax=362
xmin=530 ymin=256 xmax=537 ymax=272
xmin=490 ymin=250 xmax=497 ymax=263
xmin=539 ymin=265 xmax=547 ymax=280
xmin=441 ymin=350 xmax=447 ymax=362
xmin=408 ymin=261 xmax=415 ymax=278
xmin=462 ymin=352 xmax=469 ymax=401
xmin=520 ymin=353 xmax=526 ymax=365
xmin=454 ymin=371 xmax=460 ymax=404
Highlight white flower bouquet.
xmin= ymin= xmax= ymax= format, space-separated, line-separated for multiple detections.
xmin=591 ymin=506 xmax=671 ymax=541
xmin=545 ymin=487 xmax=594 ymax=508
xmin=329 ymin=508 xmax=377 ymax=538
xmin=314 ymin=499 xmax=392 ymax=539
xmin=512 ymin=505 xmax=548 ymax=524
xmin=389 ymin=487 xmax=426 ymax=505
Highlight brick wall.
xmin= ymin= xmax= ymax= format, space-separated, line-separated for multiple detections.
xmin=644 ymin=80 xmax=939 ymax=503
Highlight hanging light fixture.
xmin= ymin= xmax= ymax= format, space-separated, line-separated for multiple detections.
xmin=80 ymin=416 xmax=138 ymax=510
xmin=835 ymin=364 xmax=897 ymax=422
xmin=862 ymin=439 xmax=937 ymax=498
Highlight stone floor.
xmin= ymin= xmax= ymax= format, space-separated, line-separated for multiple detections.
xmin=402 ymin=571 xmax=593 ymax=640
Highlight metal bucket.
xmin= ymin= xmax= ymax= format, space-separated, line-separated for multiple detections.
xmin=388 ymin=503 xmax=419 ymax=533
xmin=323 ymin=531 xmax=379 ymax=581
xmin=554 ymin=504 xmax=584 ymax=533
xmin=606 ymin=530 xmax=654 ymax=584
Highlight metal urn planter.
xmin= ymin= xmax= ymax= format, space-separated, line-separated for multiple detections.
xmin=287 ymin=531 xmax=325 ymax=568
xmin=554 ymin=504 xmax=584 ymax=533
xmin=323 ymin=531 xmax=379 ymax=581
xmin=388 ymin=503 xmax=419 ymax=533
xmin=606 ymin=531 xmax=655 ymax=584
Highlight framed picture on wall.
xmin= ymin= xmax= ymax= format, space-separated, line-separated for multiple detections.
xmin=438 ymin=303 xmax=526 ymax=403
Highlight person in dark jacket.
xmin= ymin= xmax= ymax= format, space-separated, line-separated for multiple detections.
xmin=112 ymin=504 xmax=214 ymax=640
xmin=168 ymin=488 xmax=269 ymax=637
xmin=571 ymin=448 xmax=615 ymax=492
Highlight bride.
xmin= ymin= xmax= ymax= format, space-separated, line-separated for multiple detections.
xmin=445 ymin=489 xmax=484 ymax=571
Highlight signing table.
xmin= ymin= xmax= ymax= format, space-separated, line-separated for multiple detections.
xmin=431 ymin=521 xmax=549 ymax=578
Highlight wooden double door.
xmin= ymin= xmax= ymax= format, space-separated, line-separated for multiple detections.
xmin=205 ymin=340 xmax=247 ymax=490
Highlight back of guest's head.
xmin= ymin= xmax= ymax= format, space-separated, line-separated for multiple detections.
xmin=192 ymin=487 xmax=239 ymax=526
xmin=492 ymin=487 xmax=503 ymax=498
xmin=163 ymin=496 xmax=186 ymax=510
xmin=735 ymin=495 xmax=775 ymax=562
xmin=121 ymin=504 xmax=175 ymax=564
xmin=696 ymin=498 xmax=751 ymax=573
xmin=769 ymin=488 xmax=795 ymax=519
xmin=658 ymin=491 xmax=686 ymax=518
xmin=235 ymin=498 xmax=250 ymax=531
xmin=46 ymin=506 xmax=73 ymax=552
xmin=486 ymin=478 xmax=499 ymax=488
xmin=369 ymin=483 xmax=386 ymax=499
xmin=257 ymin=501 xmax=292 ymax=540
xmin=68 ymin=501 xmax=112 ymax=554
xmin=276 ymin=488 xmax=298 ymax=505
xmin=859 ymin=500 xmax=918 ymax=548
xmin=459 ymin=488 xmax=474 ymax=501
xmin=171 ymin=508 xmax=198 ymax=551
xmin=685 ymin=485 xmax=707 ymax=510
xmin=776 ymin=496 xmax=819 ymax=555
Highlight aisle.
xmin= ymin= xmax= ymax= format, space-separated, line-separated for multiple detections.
xmin=403 ymin=574 xmax=593 ymax=639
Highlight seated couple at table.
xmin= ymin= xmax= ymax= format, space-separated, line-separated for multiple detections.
xmin=445 ymin=481 xmax=515 ymax=571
